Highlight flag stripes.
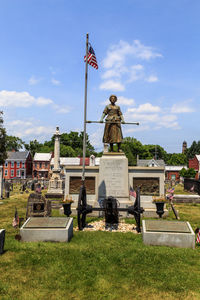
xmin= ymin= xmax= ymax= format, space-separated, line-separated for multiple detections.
xmin=84 ymin=45 xmax=98 ymax=69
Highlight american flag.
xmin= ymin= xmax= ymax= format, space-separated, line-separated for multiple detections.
xmin=84 ymin=45 xmax=98 ymax=69
xmin=196 ymin=228 xmax=200 ymax=244
xmin=12 ymin=207 xmax=19 ymax=228
xmin=129 ymin=186 xmax=136 ymax=198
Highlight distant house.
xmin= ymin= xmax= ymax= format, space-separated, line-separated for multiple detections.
xmin=188 ymin=155 xmax=200 ymax=180
xmin=50 ymin=156 xmax=100 ymax=173
xmin=137 ymin=158 xmax=165 ymax=168
xmin=3 ymin=151 xmax=32 ymax=179
xmin=33 ymin=153 xmax=53 ymax=179
xmin=165 ymin=166 xmax=187 ymax=181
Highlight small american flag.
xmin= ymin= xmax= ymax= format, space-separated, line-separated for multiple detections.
xmin=84 ymin=45 xmax=98 ymax=69
xmin=12 ymin=207 xmax=19 ymax=228
xmin=129 ymin=186 xmax=136 ymax=198
xmin=196 ymin=228 xmax=200 ymax=244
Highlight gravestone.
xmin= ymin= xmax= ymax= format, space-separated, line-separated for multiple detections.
xmin=26 ymin=192 xmax=51 ymax=219
xmin=142 ymin=220 xmax=195 ymax=248
xmin=4 ymin=181 xmax=10 ymax=198
xmin=20 ymin=217 xmax=73 ymax=242
xmin=0 ymin=229 xmax=5 ymax=254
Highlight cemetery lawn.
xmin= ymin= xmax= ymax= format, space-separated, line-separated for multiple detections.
xmin=0 ymin=188 xmax=200 ymax=300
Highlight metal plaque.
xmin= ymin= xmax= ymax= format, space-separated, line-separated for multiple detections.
xmin=133 ymin=177 xmax=159 ymax=196
xmin=145 ymin=220 xmax=191 ymax=233
xmin=24 ymin=217 xmax=69 ymax=228
xmin=69 ymin=176 xmax=95 ymax=194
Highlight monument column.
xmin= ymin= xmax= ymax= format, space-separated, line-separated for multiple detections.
xmin=46 ymin=126 xmax=63 ymax=196
xmin=53 ymin=127 xmax=61 ymax=172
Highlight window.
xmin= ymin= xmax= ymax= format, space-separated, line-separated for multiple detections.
xmin=22 ymin=162 xmax=25 ymax=168
xmin=34 ymin=162 xmax=37 ymax=168
xmin=4 ymin=161 xmax=8 ymax=167
xmin=11 ymin=170 xmax=14 ymax=177
xmin=17 ymin=161 xmax=20 ymax=168
xmin=39 ymin=163 xmax=42 ymax=168
xmin=17 ymin=170 xmax=20 ymax=177
xmin=171 ymin=174 xmax=176 ymax=181
xmin=45 ymin=162 xmax=48 ymax=168
xmin=11 ymin=161 xmax=14 ymax=168
xmin=4 ymin=170 xmax=8 ymax=176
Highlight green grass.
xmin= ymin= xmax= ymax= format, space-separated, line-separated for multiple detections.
xmin=166 ymin=183 xmax=197 ymax=195
xmin=0 ymin=188 xmax=200 ymax=299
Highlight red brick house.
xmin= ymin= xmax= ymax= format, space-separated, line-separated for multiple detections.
xmin=3 ymin=151 xmax=32 ymax=179
xmin=33 ymin=153 xmax=53 ymax=179
xmin=165 ymin=166 xmax=187 ymax=181
xmin=188 ymin=155 xmax=200 ymax=179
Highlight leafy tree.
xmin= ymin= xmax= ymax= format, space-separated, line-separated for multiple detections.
xmin=166 ymin=153 xmax=187 ymax=166
xmin=186 ymin=140 xmax=200 ymax=160
xmin=179 ymin=168 xmax=196 ymax=178
xmin=6 ymin=135 xmax=24 ymax=151
xmin=24 ymin=139 xmax=44 ymax=156
xmin=0 ymin=111 xmax=7 ymax=165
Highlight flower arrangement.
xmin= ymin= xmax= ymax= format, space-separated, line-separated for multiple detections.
xmin=61 ymin=195 xmax=74 ymax=204
xmin=152 ymin=195 xmax=167 ymax=203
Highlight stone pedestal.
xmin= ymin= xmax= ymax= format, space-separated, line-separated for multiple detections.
xmin=20 ymin=217 xmax=73 ymax=242
xmin=98 ymin=153 xmax=132 ymax=209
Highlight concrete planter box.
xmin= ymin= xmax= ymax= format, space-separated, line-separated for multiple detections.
xmin=142 ymin=220 xmax=195 ymax=249
xmin=0 ymin=229 xmax=5 ymax=254
xmin=20 ymin=217 xmax=73 ymax=242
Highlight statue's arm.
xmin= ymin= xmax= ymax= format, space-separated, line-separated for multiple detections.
xmin=121 ymin=114 xmax=125 ymax=124
xmin=100 ymin=113 xmax=106 ymax=123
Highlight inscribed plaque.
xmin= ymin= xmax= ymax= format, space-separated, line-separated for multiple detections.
xmin=69 ymin=177 xmax=95 ymax=194
xmin=133 ymin=177 xmax=159 ymax=196
xmin=145 ymin=220 xmax=191 ymax=233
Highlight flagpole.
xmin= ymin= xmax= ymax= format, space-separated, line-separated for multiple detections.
xmin=82 ymin=33 xmax=89 ymax=183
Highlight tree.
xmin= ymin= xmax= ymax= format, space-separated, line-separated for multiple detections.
xmin=24 ymin=139 xmax=44 ymax=156
xmin=6 ymin=135 xmax=24 ymax=151
xmin=0 ymin=111 xmax=7 ymax=165
xmin=179 ymin=168 xmax=196 ymax=178
xmin=186 ymin=140 xmax=200 ymax=160
xmin=166 ymin=153 xmax=187 ymax=166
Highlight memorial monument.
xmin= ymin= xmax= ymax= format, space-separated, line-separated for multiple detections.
xmin=46 ymin=127 xmax=63 ymax=197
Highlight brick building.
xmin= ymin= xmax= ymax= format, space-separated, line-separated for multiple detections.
xmin=3 ymin=151 xmax=32 ymax=179
xmin=188 ymin=155 xmax=200 ymax=180
xmin=165 ymin=166 xmax=187 ymax=181
xmin=33 ymin=153 xmax=53 ymax=179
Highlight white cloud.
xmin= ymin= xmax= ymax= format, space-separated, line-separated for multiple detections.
xmin=51 ymin=78 xmax=61 ymax=86
xmin=127 ymin=64 xmax=144 ymax=82
xmin=124 ymin=102 xmax=180 ymax=130
xmin=0 ymin=90 xmax=70 ymax=114
xmin=100 ymin=40 xmax=162 ymax=91
xmin=99 ymin=80 xmax=125 ymax=91
xmin=146 ymin=75 xmax=158 ymax=82
xmin=102 ymin=40 xmax=162 ymax=69
xmin=127 ymin=103 xmax=161 ymax=113
xmin=0 ymin=90 xmax=53 ymax=107
xmin=28 ymin=76 xmax=42 ymax=85
xmin=53 ymin=105 xmax=70 ymax=114
xmin=5 ymin=118 xmax=54 ymax=139
xmin=171 ymin=102 xmax=194 ymax=113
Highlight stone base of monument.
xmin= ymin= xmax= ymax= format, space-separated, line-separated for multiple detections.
xmin=0 ymin=229 xmax=5 ymax=254
xmin=142 ymin=220 xmax=195 ymax=249
xmin=20 ymin=217 xmax=73 ymax=242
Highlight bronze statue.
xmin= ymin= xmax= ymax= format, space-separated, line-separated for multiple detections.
xmin=100 ymin=95 xmax=125 ymax=152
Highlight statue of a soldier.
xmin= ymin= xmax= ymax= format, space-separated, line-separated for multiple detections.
xmin=100 ymin=95 xmax=125 ymax=152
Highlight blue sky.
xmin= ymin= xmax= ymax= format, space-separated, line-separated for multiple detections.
xmin=0 ymin=0 xmax=200 ymax=153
